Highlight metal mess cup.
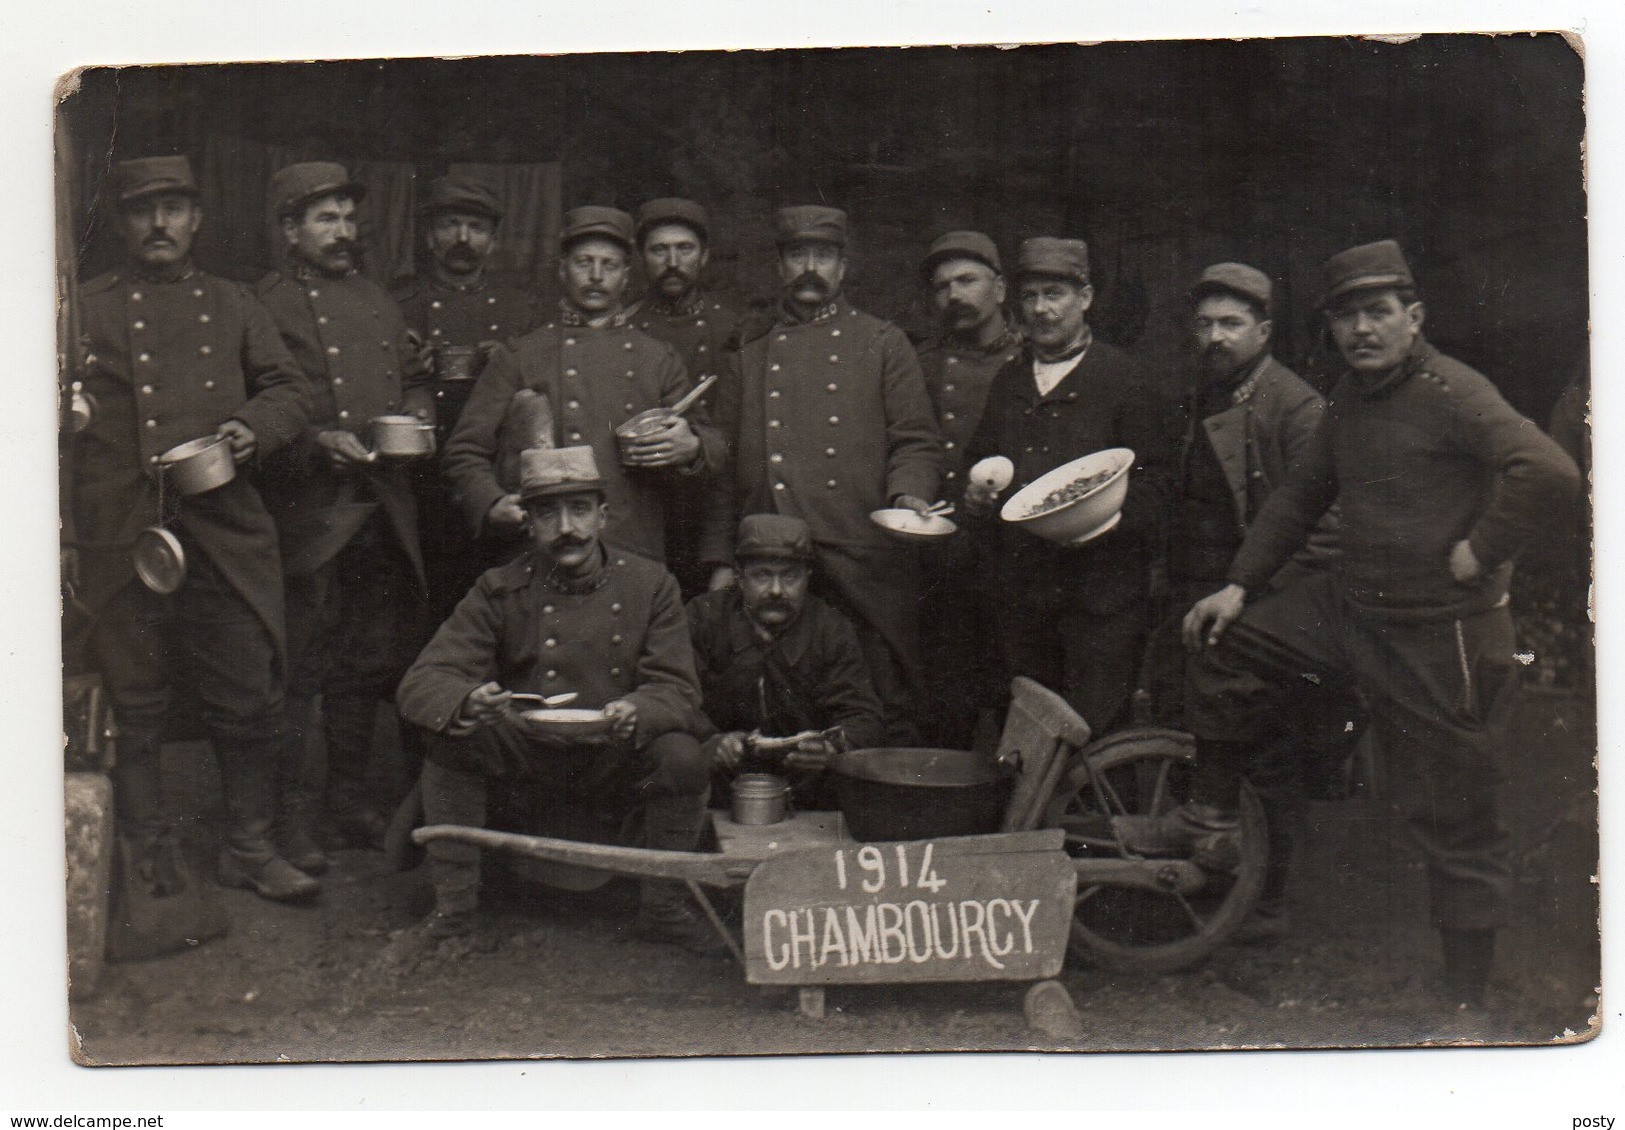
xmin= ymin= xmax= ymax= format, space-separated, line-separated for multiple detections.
xmin=614 ymin=408 xmax=675 ymax=464
xmin=435 ymin=344 xmax=481 ymax=381
xmin=731 ymin=773 xmax=790 ymax=825
xmin=372 ymin=415 xmax=436 ymax=458
xmin=157 ymin=434 xmax=236 ymax=496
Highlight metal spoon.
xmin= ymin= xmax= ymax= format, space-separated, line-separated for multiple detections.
xmin=508 ymin=691 xmax=580 ymax=708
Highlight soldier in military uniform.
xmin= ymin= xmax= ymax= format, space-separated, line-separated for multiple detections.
xmin=443 ymin=206 xmax=725 ymax=567
xmin=914 ymin=231 xmax=1022 ymax=749
xmin=687 ymin=514 xmax=884 ymax=808
xmin=256 ymin=162 xmax=435 ymax=865
xmin=706 ymin=206 xmax=944 ymax=745
xmin=64 ymin=156 xmax=316 ymax=902
xmin=395 ymin=447 xmax=714 ymax=955
xmin=628 ymin=197 xmax=740 ymax=597
xmin=1167 ymin=241 xmax=1581 ymax=1007
xmin=391 ymin=175 xmax=541 ymax=622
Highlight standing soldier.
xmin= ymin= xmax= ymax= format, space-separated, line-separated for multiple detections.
xmin=256 ymin=162 xmax=434 ymax=865
xmin=444 ymin=206 xmax=725 ymax=566
xmin=964 ymin=237 xmax=1176 ymax=737
xmin=914 ymin=231 xmax=1022 ymax=748
xmin=1167 ymin=241 xmax=1581 ymax=1009
xmin=628 ymin=197 xmax=740 ymax=597
xmin=65 ymin=156 xmax=316 ymax=902
xmin=707 ymin=205 xmax=943 ymax=744
xmin=392 ymin=175 xmax=541 ymax=621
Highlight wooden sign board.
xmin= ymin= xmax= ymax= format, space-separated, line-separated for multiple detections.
xmin=743 ymin=829 xmax=1077 ymax=986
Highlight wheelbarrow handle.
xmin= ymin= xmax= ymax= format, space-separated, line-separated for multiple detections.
xmin=411 ymin=824 xmax=759 ymax=888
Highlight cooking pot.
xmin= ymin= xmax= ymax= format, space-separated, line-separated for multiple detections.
xmin=434 ymin=344 xmax=481 ymax=381
xmin=372 ymin=415 xmax=436 ymax=457
xmin=832 ymin=747 xmax=1011 ymax=842
xmin=157 ymin=434 xmax=236 ymax=496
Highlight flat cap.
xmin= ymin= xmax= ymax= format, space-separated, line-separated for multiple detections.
xmin=1015 ymin=237 xmax=1090 ymax=285
xmin=560 ymin=206 xmax=635 ymax=253
xmin=268 ymin=161 xmax=367 ymax=220
xmin=114 ymin=156 xmax=199 ymax=205
xmin=775 ymin=205 xmax=847 ymax=248
xmin=635 ymin=197 xmax=710 ymax=244
xmin=1321 ymin=239 xmax=1415 ymax=307
xmin=1191 ymin=262 xmax=1273 ymax=317
xmin=735 ymin=514 xmax=816 ymax=563
xmin=519 ymin=445 xmax=607 ymax=501
xmin=417 ymin=175 xmax=503 ymax=222
xmin=920 ymin=230 xmax=1002 ymax=280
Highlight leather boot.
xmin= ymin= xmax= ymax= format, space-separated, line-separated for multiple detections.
xmin=634 ymin=792 xmax=725 ymax=953
xmin=113 ymin=726 xmax=185 ymax=896
xmin=273 ymin=697 xmax=331 ymax=876
xmin=217 ymin=737 xmax=320 ymax=903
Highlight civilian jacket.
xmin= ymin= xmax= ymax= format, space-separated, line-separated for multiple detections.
xmin=68 ymin=266 xmax=308 ymax=652
xmin=397 ymin=546 xmax=703 ymax=747
xmin=1228 ymin=338 xmax=1581 ymax=621
xmin=255 ymin=266 xmax=433 ymax=587
xmin=685 ymin=587 xmax=885 ymax=750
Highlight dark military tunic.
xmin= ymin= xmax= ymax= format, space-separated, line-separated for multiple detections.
xmin=711 ymin=301 xmax=943 ymax=743
xmin=398 ymin=547 xmax=702 ymax=749
xmin=628 ymin=292 xmax=741 ymax=596
xmin=255 ymin=266 xmax=434 ymax=583
xmin=916 ymin=325 xmax=1022 ymax=502
xmin=443 ymin=314 xmax=725 ymax=562
xmin=70 ymin=267 xmax=307 ymax=652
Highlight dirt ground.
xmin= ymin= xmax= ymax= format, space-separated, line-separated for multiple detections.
xmin=67 ymin=689 xmax=1599 ymax=1065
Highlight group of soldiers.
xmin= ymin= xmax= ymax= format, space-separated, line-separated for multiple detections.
xmin=63 ymin=152 xmax=1580 ymax=1006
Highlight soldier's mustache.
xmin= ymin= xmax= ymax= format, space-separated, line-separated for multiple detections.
xmin=143 ymin=233 xmax=175 ymax=246
xmin=325 ymin=239 xmax=360 ymax=257
xmin=791 ymin=272 xmax=829 ymax=294
xmin=659 ymin=267 xmax=690 ymax=282
xmin=944 ymin=301 xmax=977 ymax=322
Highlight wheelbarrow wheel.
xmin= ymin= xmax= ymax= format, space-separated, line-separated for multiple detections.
xmin=1042 ymin=727 xmax=1267 ymax=973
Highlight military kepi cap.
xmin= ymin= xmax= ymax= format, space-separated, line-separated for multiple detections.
xmin=1191 ymin=262 xmax=1274 ymax=317
xmin=1321 ymin=239 xmax=1415 ymax=307
xmin=418 ymin=175 xmax=503 ymax=222
xmin=1015 ymin=237 xmax=1090 ymax=285
xmin=268 ymin=162 xmax=367 ymax=220
xmin=775 ymin=205 xmax=848 ymax=248
xmin=735 ymin=514 xmax=816 ymax=563
xmin=114 ymin=156 xmax=200 ymax=205
xmin=635 ymin=198 xmax=711 ymax=244
xmin=920 ymin=231 xmax=1002 ymax=280
xmin=560 ymin=206 xmax=635 ymax=253
xmin=519 ymin=445 xmax=607 ymax=501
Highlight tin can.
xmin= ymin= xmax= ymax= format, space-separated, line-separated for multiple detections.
xmin=731 ymin=773 xmax=790 ymax=825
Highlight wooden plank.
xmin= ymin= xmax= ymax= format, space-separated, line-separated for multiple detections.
xmin=743 ymin=835 xmax=1076 ymax=986
xmin=711 ymin=810 xmax=849 ymax=861
xmin=998 ymin=678 xmax=1092 ymax=833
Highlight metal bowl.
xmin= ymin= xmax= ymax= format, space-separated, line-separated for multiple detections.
xmin=517 ymin=707 xmax=613 ymax=739
xmin=831 ymin=747 xmax=1011 ymax=842
xmin=157 ymin=434 xmax=236 ymax=496
xmin=132 ymin=526 xmax=187 ymax=594
xmin=1000 ymin=447 xmax=1133 ymax=546
xmin=869 ymin=508 xmax=957 ymax=542
xmin=372 ymin=415 xmax=435 ymax=458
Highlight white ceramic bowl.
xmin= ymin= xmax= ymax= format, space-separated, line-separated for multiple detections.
xmin=1000 ymin=447 xmax=1134 ymax=545
xmin=869 ymin=508 xmax=958 ymax=542
xmin=517 ymin=707 xmax=614 ymax=738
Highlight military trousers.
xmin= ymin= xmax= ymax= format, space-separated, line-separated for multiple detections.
xmin=1186 ymin=569 xmax=1517 ymax=931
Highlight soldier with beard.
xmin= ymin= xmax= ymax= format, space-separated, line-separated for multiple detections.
xmin=256 ymin=162 xmax=434 ymax=867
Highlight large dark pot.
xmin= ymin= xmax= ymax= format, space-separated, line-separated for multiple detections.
xmin=831 ymin=747 xmax=1011 ymax=842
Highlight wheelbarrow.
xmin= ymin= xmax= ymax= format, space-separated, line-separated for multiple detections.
xmin=410 ymin=677 xmax=1268 ymax=981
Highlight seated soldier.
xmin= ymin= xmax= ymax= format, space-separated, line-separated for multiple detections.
xmin=394 ymin=445 xmax=714 ymax=955
xmin=687 ymin=514 xmax=885 ymax=808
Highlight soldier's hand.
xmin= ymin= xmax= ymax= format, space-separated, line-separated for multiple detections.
xmin=1182 ymin=583 xmax=1248 ymax=652
xmin=623 ymin=416 xmax=700 ymax=468
xmin=893 ymin=494 xmax=933 ymax=517
xmin=216 ymin=419 xmax=258 ymax=464
xmin=709 ymin=732 xmax=749 ymax=771
xmin=1449 ymin=539 xmax=1484 ymax=584
xmin=785 ymin=738 xmax=834 ymax=774
xmin=486 ymin=493 xmax=527 ymax=529
xmin=708 ymin=566 xmax=738 ymax=592
xmin=316 ymin=429 xmax=375 ymax=468
xmin=602 ymin=699 xmax=638 ymax=741
xmin=459 ymin=681 xmax=511 ymax=729
xmin=963 ymin=481 xmax=998 ymax=513
xmin=406 ymin=329 xmax=435 ymax=376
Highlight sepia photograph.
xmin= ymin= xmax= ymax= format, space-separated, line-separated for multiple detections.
xmin=45 ymin=22 xmax=1600 ymax=1082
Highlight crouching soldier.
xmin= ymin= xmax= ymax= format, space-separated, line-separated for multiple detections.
xmin=687 ymin=514 xmax=885 ymax=808
xmin=394 ymin=446 xmax=715 ymax=953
